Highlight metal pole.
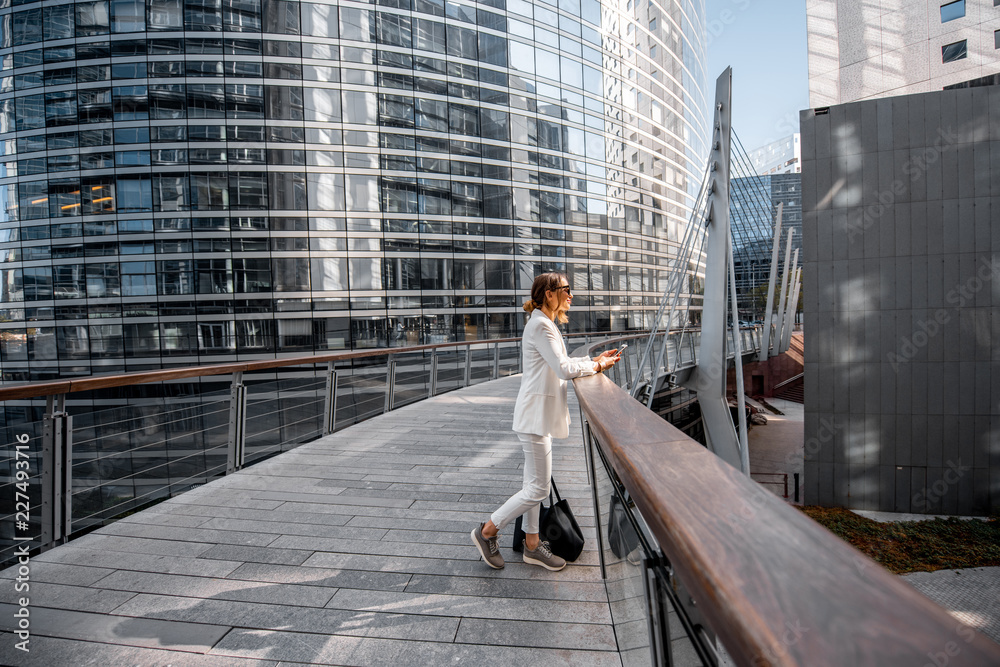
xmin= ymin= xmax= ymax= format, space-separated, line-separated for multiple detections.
xmin=783 ymin=267 xmax=802 ymax=353
xmin=323 ymin=363 xmax=338 ymax=435
xmin=780 ymin=252 xmax=799 ymax=354
xmin=384 ymin=356 xmax=397 ymax=412
xmin=759 ymin=202 xmax=783 ymax=362
xmin=492 ymin=342 xmax=500 ymax=379
xmin=41 ymin=394 xmax=71 ymax=549
xmin=681 ymin=67 xmax=743 ymax=472
xmin=794 ymin=472 xmax=800 ymax=503
xmin=227 ymin=371 xmax=246 ymax=474
xmin=582 ymin=420 xmax=607 ymax=580
xmin=464 ymin=345 xmax=472 ymax=386
xmin=429 ymin=351 xmax=439 ymax=397
xmin=728 ymin=233 xmax=750 ymax=475
xmin=774 ymin=230 xmax=795 ymax=354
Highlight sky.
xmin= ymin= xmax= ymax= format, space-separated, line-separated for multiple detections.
xmin=704 ymin=0 xmax=810 ymax=152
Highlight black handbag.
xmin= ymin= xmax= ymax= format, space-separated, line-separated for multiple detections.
xmin=608 ymin=493 xmax=640 ymax=559
xmin=512 ymin=477 xmax=586 ymax=562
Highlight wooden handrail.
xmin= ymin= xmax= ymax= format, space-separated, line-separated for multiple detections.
xmin=573 ymin=372 xmax=1000 ymax=666
xmin=0 ymin=331 xmax=609 ymax=403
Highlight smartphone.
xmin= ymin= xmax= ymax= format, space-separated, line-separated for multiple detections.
xmin=616 ymin=343 xmax=627 ymax=356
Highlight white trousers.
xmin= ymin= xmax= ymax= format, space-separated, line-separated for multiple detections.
xmin=490 ymin=432 xmax=552 ymax=534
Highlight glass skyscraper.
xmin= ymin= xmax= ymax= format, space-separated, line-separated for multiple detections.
xmin=0 ymin=0 xmax=708 ymax=383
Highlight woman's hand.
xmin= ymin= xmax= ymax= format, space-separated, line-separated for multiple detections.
xmin=593 ymin=349 xmax=620 ymax=373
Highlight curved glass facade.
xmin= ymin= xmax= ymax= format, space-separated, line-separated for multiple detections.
xmin=0 ymin=0 xmax=707 ymax=382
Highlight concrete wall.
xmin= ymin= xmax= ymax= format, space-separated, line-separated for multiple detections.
xmin=807 ymin=0 xmax=1000 ymax=106
xmin=800 ymin=84 xmax=1000 ymax=515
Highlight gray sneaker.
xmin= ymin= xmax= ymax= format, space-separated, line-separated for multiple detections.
xmin=472 ymin=523 xmax=504 ymax=569
xmin=523 ymin=540 xmax=566 ymax=571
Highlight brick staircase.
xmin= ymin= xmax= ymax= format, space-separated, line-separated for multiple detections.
xmin=774 ymin=377 xmax=804 ymax=403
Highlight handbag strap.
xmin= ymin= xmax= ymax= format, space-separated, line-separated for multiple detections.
xmin=549 ymin=476 xmax=562 ymax=504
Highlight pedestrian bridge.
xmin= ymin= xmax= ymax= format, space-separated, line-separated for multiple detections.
xmin=1 ymin=376 xmax=622 ymax=666
xmin=2 ymin=335 xmax=998 ymax=666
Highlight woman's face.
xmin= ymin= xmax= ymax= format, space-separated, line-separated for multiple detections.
xmin=547 ymin=279 xmax=572 ymax=313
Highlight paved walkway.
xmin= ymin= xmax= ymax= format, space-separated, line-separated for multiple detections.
xmin=0 ymin=376 xmax=619 ymax=666
xmin=903 ymin=568 xmax=1000 ymax=645
xmin=747 ymin=396 xmax=804 ymax=502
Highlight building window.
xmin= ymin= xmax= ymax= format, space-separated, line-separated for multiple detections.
xmin=996 ymin=29 xmax=999 ymax=50
xmin=942 ymin=39 xmax=967 ymax=62
xmin=940 ymin=0 xmax=964 ymax=22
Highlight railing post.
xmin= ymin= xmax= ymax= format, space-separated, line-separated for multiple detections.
xmin=516 ymin=340 xmax=522 ymax=373
xmin=794 ymin=472 xmax=800 ymax=503
xmin=227 ymin=371 xmax=246 ymax=474
xmin=464 ymin=345 xmax=472 ymax=386
xmin=623 ymin=344 xmax=633 ymax=389
xmin=429 ymin=350 xmax=438 ymax=397
xmin=323 ymin=362 xmax=338 ymax=435
xmin=492 ymin=342 xmax=500 ymax=379
xmin=582 ymin=420 xmax=607 ymax=581
xmin=41 ymin=393 xmax=72 ymax=549
xmin=384 ymin=355 xmax=397 ymax=412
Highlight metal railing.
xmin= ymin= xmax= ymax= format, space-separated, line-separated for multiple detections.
xmin=573 ymin=338 xmax=1000 ymax=666
xmin=0 ymin=333 xmax=611 ymax=567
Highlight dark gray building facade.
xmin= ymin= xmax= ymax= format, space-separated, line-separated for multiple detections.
xmin=801 ymin=83 xmax=1000 ymax=515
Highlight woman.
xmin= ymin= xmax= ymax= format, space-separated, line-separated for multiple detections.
xmin=471 ymin=272 xmax=620 ymax=571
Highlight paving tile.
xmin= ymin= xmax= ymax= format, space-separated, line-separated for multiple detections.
xmin=96 ymin=522 xmax=281 ymax=547
xmin=164 ymin=493 xmax=286 ymax=511
xmin=197 ymin=518 xmax=387 ymax=541
xmin=92 ymin=571 xmax=336 ymax=607
xmin=259 ymin=490 xmax=414 ymax=508
xmin=116 ymin=512 xmax=214 ymax=529
xmin=211 ymin=628 xmax=621 ymax=667
xmin=167 ymin=504 xmax=354 ymax=527
xmin=300 ymin=552 xmax=603 ymax=583
xmin=197 ymin=544 xmax=314 ymax=566
xmin=0 ymin=560 xmax=114 ymax=587
xmin=68 ymin=534 xmax=216 ymax=558
xmin=404 ymin=572 xmax=608 ymax=603
xmin=456 ymin=617 xmax=617 ymax=652
xmin=326 ymin=588 xmax=612 ymax=624
xmin=0 ymin=635 xmax=276 ymax=667
xmin=112 ymin=594 xmax=459 ymax=642
xmin=227 ymin=562 xmax=410 ymax=592
xmin=31 ymin=546 xmax=243 ymax=578
xmin=0 ymin=603 xmax=229 ymax=651
xmin=267 ymin=535 xmax=477 ymax=560
xmin=0 ymin=581 xmax=137 ymax=612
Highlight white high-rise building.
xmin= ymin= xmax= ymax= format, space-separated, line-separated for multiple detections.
xmin=746 ymin=134 xmax=800 ymax=175
xmin=807 ymin=0 xmax=1000 ymax=106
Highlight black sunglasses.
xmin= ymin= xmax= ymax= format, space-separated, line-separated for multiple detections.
xmin=555 ymin=285 xmax=572 ymax=296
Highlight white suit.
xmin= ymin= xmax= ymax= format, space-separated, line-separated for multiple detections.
xmin=491 ymin=308 xmax=595 ymax=535
xmin=511 ymin=309 xmax=596 ymax=439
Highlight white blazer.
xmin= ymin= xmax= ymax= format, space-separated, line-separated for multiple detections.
xmin=512 ymin=309 xmax=596 ymax=439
